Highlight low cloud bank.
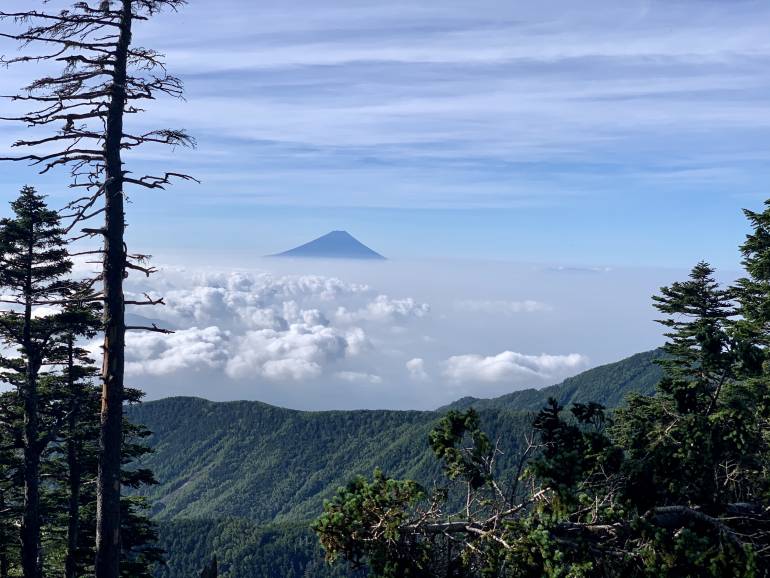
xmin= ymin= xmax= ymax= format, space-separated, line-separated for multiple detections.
xmin=444 ymin=351 xmax=589 ymax=384
xmin=103 ymin=258 xmax=669 ymax=410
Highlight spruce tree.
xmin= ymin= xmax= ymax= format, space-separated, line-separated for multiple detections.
xmin=44 ymin=298 xmax=103 ymax=578
xmin=652 ymin=261 xmax=736 ymax=415
xmin=736 ymin=200 xmax=770 ymax=334
xmin=616 ymin=261 xmax=765 ymax=512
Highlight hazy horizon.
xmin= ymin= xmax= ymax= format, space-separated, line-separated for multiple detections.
xmin=105 ymin=252 xmax=700 ymax=411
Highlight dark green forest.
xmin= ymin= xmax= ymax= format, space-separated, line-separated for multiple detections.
xmin=126 ymin=349 xmax=663 ymax=577
xmin=131 ymin=349 xmax=662 ymax=524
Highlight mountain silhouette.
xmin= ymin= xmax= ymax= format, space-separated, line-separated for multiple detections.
xmin=270 ymin=230 xmax=386 ymax=260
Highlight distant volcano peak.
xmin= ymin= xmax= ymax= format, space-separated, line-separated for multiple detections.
xmin=270 ymin=231 xmax=386 ymax=260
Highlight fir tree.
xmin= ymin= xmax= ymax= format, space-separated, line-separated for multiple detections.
xmin=0 ymin=186 xmax=74 ymax=578
xmin=43 ymin=298 xmax=103 ymax=578
xmin=0 ymin=392 xmax=21 ymax=578
xmin=653 ymin=261 xmax=736 ymax=414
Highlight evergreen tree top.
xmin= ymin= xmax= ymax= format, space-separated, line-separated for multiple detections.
xmin=0 ymin=186 xmax=72 ymax=302
xmin=741 ymin=201 xmax=770 ymax=281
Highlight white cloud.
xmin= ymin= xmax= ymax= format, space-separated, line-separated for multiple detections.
xmin=406 ymin=358 xmax=429 ymax=382
xmin=137 ymin=272 xmax=368 ymax=331
xmin=455 ymin=299 xmax=552 ymax=315
xmin=224 ymin=322 xmax=362 ymax=381
xmin=262 ymin=358 xmax=323 ymax=381
xmin=100 ymin=258 xmax=666 ymax=411
xmin=31 ymin=306 xmax=62 ymax=318
xmin=336 ymin=295 xmax=430 ymax=323
xmin=336 ymin=371 xmax=383 ymax=384
xmin=119 ymin=270 xmax=399 ymax=383
xmin=343 ymin=327 xmax=371 ymax=357
xmin=443 ymin=351 xmax=588 ymax=384
xmin=125 ymin=326 xmax=231 ymax=376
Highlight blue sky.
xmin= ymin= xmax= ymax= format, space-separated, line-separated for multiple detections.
xmin=1 ymin=0 xmax=769 ymax=268
xmin=0 ymin=0 xmax=768 ymax=408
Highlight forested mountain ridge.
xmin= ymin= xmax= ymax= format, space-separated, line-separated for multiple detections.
xmin=130 ymin=398 xmax=440 ymax=523
xmin=129 ymin=348 xmax=662 ymax=523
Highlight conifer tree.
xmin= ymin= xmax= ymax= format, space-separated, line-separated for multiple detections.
xmin=736 ymin=200 xmax=770 ymax=333
xmin=732 ymin=200 xmax=770 ymax=383
xmin=45 ymin=298 xmax=103 ymax=578
xmin=617 ymin=260 xmax=769 ymax=512
xmin=0 ymin=393 xmax=21 ymax=578
xmin=0 ymin=189 xmax=164 ymax=577
xmin=0 ymin=186 xmax=74 ymax=578
xmin=653 ymin=261 xmax=736 ymax=414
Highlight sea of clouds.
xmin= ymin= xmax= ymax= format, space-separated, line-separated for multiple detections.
xmin=99 ymin=257 xmax=681 ymax=410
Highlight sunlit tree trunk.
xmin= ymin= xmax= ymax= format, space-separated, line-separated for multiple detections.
xmin=96 ymin=3 xmax=132 ymax=576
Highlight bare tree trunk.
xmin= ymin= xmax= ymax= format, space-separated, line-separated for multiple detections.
xmin=95 ymin=2 xmax=132 ymax=577
xmin=0 ymin=491 xmax=11 ymax=578
xmin=21 ymin=432 xmax=41 ymax=578
xmin=0 ymin=5 xmax=191 ymax=571
xmin=21 ymin=223 xmax=41 ymax=578
xmin=65 ymin=427 xmax=81 ymax=578
xmin=0 ymin=491 xmax=8 ymax=578
xmin=65 ymin=338 xmax=81 ymax=578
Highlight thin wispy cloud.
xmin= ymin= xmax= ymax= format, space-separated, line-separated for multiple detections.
xmin=3 ymin=0 xmax=769 ymax=219
xmin=0 ymin=0 xmax=764 ymax=270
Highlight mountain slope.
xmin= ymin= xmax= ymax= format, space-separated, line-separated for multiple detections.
xmin=139 ymin=406 xmax=533 ymax=577
xmin=154 ymin=520 xmax=362 ymax=578
xmin=440 ymin=349 xmax=664 ymax=412
xmin=270 ymin=230 xmax=386 ymax=259
xmin=129 ymin=349 xmax=663 ymax=524
xmin=132 ymin=398 xmax=439 ymax=522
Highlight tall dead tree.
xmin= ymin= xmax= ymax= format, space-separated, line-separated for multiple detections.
xmin=0 ymin=2 xmax=194 ymax=577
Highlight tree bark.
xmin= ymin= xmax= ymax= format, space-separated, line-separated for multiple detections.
xmin=0 ymin=492 xmax=11 ymax=578
xmin=21 ymin=436 xmax=41 ymax=578
xmin=0 ymin=491 xmax=8 ymax=578
xmin=95 ymin=2 xmax=132 ymax=577
xmin=20 ymin=214 xmax=42 ymax=578
xmin=65 ymin=338 xmax=81 ymax=578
